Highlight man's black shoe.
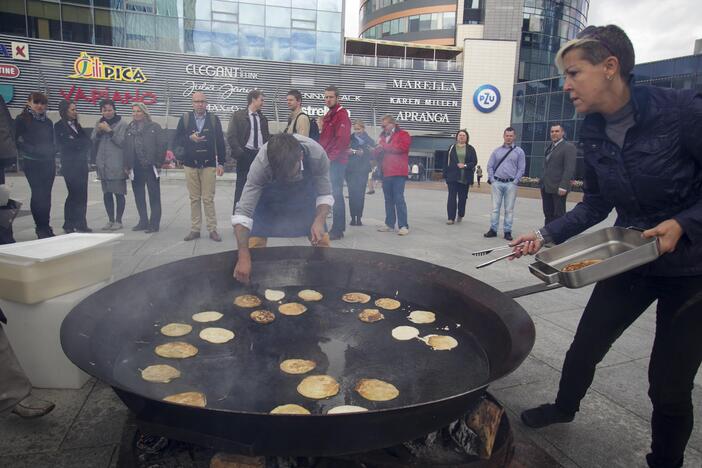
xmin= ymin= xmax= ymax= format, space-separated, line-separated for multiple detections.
xmin=483 ymin=229 xmax=497 ymax=238
xmin=521 ymin=404 xmax=575 ymax=428
xmin=329 ymin=231 xmax=344 ymax=241
xmin=504 ymin=232 xmax=513 ymax=241
xmin=349 ymin=218 xmax=358 ymax=226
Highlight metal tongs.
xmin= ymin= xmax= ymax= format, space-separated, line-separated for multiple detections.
xmin=473 ymin=243 xmax=524 ymax=269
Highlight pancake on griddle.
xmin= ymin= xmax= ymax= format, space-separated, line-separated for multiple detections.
xmin=163 ymin=391 xmax=206 ymax=407
xmin=342 ymin=292 xmax=371 ymax=304
xmin=278 ymin=302 xmax=307 ymax=316
xmin=358 ymin=308 xmax=384 ymax=323
xmin=391 ymin=326 xmax=420 ymax=341
xmin=298 ymin=289 xmax=323 ymax=301
xmin=192 ymin=311 xmax=223 ymax=323
xmin=265 ymin=289 xmax=285 ymax=301
xmin=375 ymin=298 xmax=401 ymax=310
xmin=297 ymin=375 xmax=340 ymax=399
xmin=327 ymin=405 xmax=369 ymax=414
xmin=270 ymin=404 xmax=310 ymax=415
xmin=140 ymin=365 xmax=181 ymax=383
xmin=407 ymin=310 xmax=436 ymax=324
xmin=199 ymin=327 xmax=235 ymax=344
xmin=421 ymin=334 xmax=459 ymax=351
xmin=233 ymin=294 xmax=262 ymax=308
xmin=160 ymin=323 xmax=192 ymax=337
xmin=280 ymin=359 xmax=317 ymax=375
xmin=355 ymin=379 xmax=399 ymax=402
xmin=250 ymin=310 xmax=276 ymax=324
xmin=155 ymin=342 xmax=198 ymax=359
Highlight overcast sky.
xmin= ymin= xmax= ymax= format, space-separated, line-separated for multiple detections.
xmin=344 ymin=0 xmax=702 ymax=63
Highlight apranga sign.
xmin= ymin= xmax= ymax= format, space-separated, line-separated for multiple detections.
xmin=68 ymin=52 xmax=148 ymax=84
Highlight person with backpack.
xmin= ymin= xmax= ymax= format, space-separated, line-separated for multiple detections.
xmin=175 ymin=92 xmax=225 ymax=242
xmin=284 ymin=89 xmax=320 ymax=140
xmin=443 ymin=129 xmax=477 ymax=225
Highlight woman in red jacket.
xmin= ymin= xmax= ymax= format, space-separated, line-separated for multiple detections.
xmin=374 ymin=115 xmax=411 ymax=236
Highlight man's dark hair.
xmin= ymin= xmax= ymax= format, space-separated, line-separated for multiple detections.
xmin=504 ymin=127 xmax=516 ymax=134
xmin=324 ymin=85 xmax=339 ymax=97
xmin=29 ymin=92 xmax=48 ymax=105
xmin=247 ymin=89 xmax=264 ymax=105
xmin=287 ymin=89 xmax=302 ymax=102
xmin=550 ymin=123 xmax=565 ymax=135
xmin=267 ymin=134 xmax=303 ymax=181
xmin=99 ymin=99 xmax=116 ymax=111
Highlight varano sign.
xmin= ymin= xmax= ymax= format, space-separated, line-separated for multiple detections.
xmin=68 ymin=52 xmax=148 ymax=84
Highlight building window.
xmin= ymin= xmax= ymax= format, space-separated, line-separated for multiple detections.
xmin=463 ymin=0 xmax=483 ymax=25
xmin=126 ymin=12 xmax=155 ymax=50
xmin=155 ymin=15 xmax=180 ymax=52
xmin=291 ymin=29 xmax=315 ymax=63
xmin=212 ymin=21 xmax=238 ymax=57
xmin=266 ymin=6 xmax=290 ymax=28
xmin=183 ymin=19 xmax=211 ymax=55
xmin=240 ymin=3 xmax=265 ymax=26
xmin=265 ymin=26 xmax=291 ymax=61
xmin=317 ymin=11 xmax=340 ymax=32
xmin=27 ymin=1 xmax=61 ymax=41
xmin=239 ymin=24 xmax=265 ymax=59
xmin=62 ymin=4 xmax=94 ymax=44
xmin=95 ymin=8 xmax=126 ymax=47
xmin=316 ymin=31 xmax=340 ymax=64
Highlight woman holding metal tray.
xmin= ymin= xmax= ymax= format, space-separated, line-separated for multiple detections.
xmin=511 ymin=25 xmax=702 ymax=468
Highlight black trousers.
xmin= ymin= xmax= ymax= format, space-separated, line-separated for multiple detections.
xmin=346 ymin=169 xmax=368 ymax=219
xmin=23 ymin=158 xmax=55 ymax=232
xmin=61 ymin=159 xmax=89 ymax=230
xmin=132 ymin=164 xmax=161 ymax=229
xmin=555 ymin=271 xmax=702 ymax=468
xmin=234 ymin=148 xmax=258 ymax=214
xmin=446 ymin=181 xmax=469 ymax=221
xmin=541 ymin=187 xmax=567 ymax=225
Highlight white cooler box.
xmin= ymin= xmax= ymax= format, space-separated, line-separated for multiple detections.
xmin=0 ymin=233 xmax=122 ymax=389
xmin=0 ymin=233 xmax=122 ymax=304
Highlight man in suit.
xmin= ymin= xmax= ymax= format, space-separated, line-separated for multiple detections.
xmin=540 ymin=124 xmax=576 ymax=225
xmin=227 ymin=89 xmax=270 ymax=214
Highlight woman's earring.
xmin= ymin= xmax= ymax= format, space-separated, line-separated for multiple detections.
xmin=607 ymin=75 xmax=614 ymax=81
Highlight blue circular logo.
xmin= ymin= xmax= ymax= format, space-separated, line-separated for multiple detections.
xmin=473 ymin=84 xmax=501 ymax=113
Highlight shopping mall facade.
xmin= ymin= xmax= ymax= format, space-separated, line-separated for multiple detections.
xmin=2 ymin=1 xmax=699 ymax=179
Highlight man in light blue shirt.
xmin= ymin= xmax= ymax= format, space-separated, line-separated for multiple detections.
xmin=484 ymin=127 xmax=526 ymax=241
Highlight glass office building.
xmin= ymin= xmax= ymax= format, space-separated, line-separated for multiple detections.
xmin=519 ymin=0 xmax=589 ymax=82
xmin=0 ymin=0 xmax=343 ymax=64
xmin=511 ymin=53 xmax=702 ymax=178
xmin=359 ymin=1 xmax=457 ymax=45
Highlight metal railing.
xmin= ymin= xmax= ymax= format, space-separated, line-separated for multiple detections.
xmin=343 ymin=54 xmax=462 ymax=71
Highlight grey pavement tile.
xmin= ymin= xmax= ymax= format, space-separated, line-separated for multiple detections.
xmin=515 ymin=288 xmax=593 ymax=316
xmin=0 ymin=445 xmax=116 ymax=468
xmin=61 ymin=381 xmax=129 ymax=450
xmin=0 ymin=380 xmax=95 ymax=456
xmin=133 ymin=254 xmax=192 ymax=273
xmin=491 ymin=355 xmax=561 ymax=391
xmin=592 ymin=361 xmax=702 ymax=453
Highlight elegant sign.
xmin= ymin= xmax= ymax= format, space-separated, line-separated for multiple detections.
xmin=0 ymin=64 xmax=20 ymax=79
xmin=59 ymin=85 xmax=157 ymax=105
xmin=68 ymin=52 xmax=148 ymax=83
xmin=11 ymin=42 xmax=29 ymax=61
xmin=185 ymin=64 xmax=258 ymax=79
xmin=473 ymin=84 xmax=501 ymax=113
xmin=182 ymin=81 xmax=252 ymax=99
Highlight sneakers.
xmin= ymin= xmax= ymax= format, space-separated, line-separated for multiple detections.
xmin=521 ymin=403 xmax=575 ymax=428
xmin=132 ymin=223 xmax=148 ymax=231
xmin=11 ymin=395 xmax=55 ymax=419
xmin=398 ymin=227 xmax=409 ymax=236
xmin=209 ymin=231 xmax=222 ymax=242
xmin=184 ymin=231 xmax=200 ymax=241
xmin=145 ymin=227 xmax=159 ymax=234
xmin=446 ymin=220 xmax=454 ymax=225
xmin=110 ymin=222 xmax=123 ymax=231
xmin=504 ymin=232 xmax=513 ymax=241
xmin=483 ymin=229 xmax=497 ymax=238
xmin=377 ymin=225 xmax=393 ymax=232
xmin=101 ymin=222 xmax=114 ymax=231
xmin=456 ymin=216 xmax=463 ymax=223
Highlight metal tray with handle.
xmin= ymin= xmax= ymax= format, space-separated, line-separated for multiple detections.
xmin=529 ymin=226 xmax=660 ymax=288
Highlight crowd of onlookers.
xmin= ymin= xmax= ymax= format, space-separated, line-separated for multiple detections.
xmin=0 ymin=86 xmax=577 ymax=245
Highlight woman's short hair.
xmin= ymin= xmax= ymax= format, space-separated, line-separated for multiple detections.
xmin=99 ymin=99 xmax=117 ymax=112
xmin=455 ymin=129 xmax=469 ymax=142
xmin=353 ymin=119 xmax=365 ymax=129
xmin=555 ymin=24 xmax=634 ymax=79
xmin=29 ymin=92 xmax=48 ymax=105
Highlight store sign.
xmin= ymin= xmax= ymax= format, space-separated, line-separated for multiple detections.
xmin=185 ymin=64 xmax=258 ymax=80
xmin=0 ymin=44 xmax=11 ymax=58
xmin=302 ymin=92 xmax=361 ymax=102
xmin=68 ymin=52 xmax=148 ymax=83
xmin=396 ymin=111 xmax=449 ymax=123
xmin=59 ymin=85 xmax=157 ymax=106
xmin=0 ymin=84 xmax=13 ymax=103
xmin=392 ymin=80 xmax=457 ymax=91
xmin=473 ymin=84 xmax=501 ymax=113
xmin=11 ymin=42 xmax=29 ymax=61
xmin=0 ymin=64 xmax=20 ymax=79
xmin=182 ymin=81 xmax=252 ymax=99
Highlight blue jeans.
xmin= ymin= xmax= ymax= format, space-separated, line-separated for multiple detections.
xmin=382 ymin=176 xmax=408 ymax=229
xmin=330 ymin=161 xmax=346 ymax=233
xmin=490 ymin=181 xmax=517 ymax=233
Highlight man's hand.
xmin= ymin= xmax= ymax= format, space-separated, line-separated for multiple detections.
xmin=558 ymin=188 xmax=567 ymax=196
xmin=190 ymin=132 xmax=205 ymax=143
xmin=97 ymin=122 xmax=110 ymax=133
xmin=310 ymin=219 xmax=325 ymax=246
xmin=216 ymin=165 xmax=224 ymax=177
xmin=509 ymin=231 xmax=544 ymax=259
xmin=643 ymin=219 xmax=684 ymax=255
xmin=234 ymin=255 xmax=252 ymax=284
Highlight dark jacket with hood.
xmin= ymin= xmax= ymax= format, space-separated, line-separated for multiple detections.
xmin=443 ymin=143 xmax=478 ymax=184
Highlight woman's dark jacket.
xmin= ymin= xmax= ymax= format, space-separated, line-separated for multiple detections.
xmin=54 ymin=120 xmax=91 ymax=163
xmin=544 ymin=85 xmax=702 ymax=276
xmin=443 ymin=144 xmax=478 ymax=184
xmin=123 ymin=120 xmax=166 ymax=170
xmin=347 ymin=131 xmax=375 ymax=175
xmin=15 ymin=112 xmax=55 ymax=160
